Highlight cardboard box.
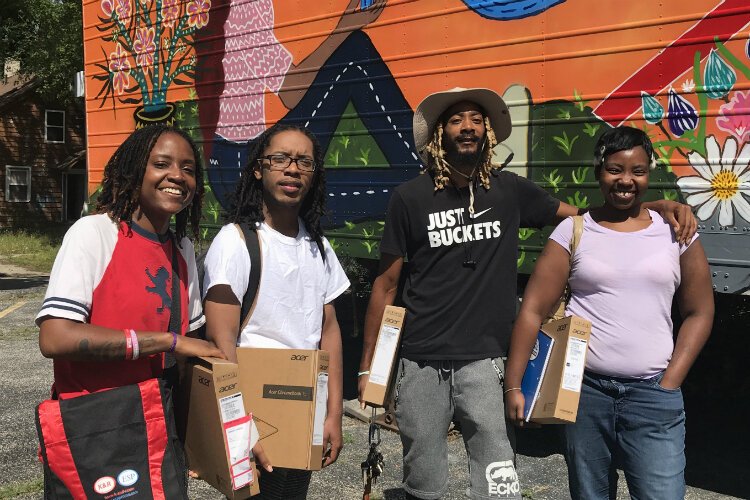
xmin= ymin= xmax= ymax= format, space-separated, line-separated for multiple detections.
xmin=362 ymin=306 xmax=406 ymax=406
xmin=236 ymin=348 xmax=330 ymax=471
xmin=524 ymin=315 xmax=592 ymax=424
xmin=181 ymin=357 xmax=261 ymax=499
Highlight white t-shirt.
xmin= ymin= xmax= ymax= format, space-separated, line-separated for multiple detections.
xmin=203 ymin=222 xmax=350 ymax=349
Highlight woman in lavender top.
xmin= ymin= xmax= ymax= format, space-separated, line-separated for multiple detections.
xmin=504 ymin=126 xmax=714 ymax=499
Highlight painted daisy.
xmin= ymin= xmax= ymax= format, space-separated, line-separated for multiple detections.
xmin=677 ymin=135 xmax=750 ymax=226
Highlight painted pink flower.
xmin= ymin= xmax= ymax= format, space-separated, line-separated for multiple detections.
xmin=101 ymin=0 xmax=114 ymax=17
xmin=186 ymin=0 xmax=211 ymax=29
xmin=114 ymin=0 xmax=132 ymax=19
xmin=716 ymin=91 xmax=750 ymax=143
xmin=108 ymin=43 xmax=132 ymax=94
xmin=133 ymin=27 xmax=156 ymax=68
xmin=161 ymin=0 xmax=180 ymax=28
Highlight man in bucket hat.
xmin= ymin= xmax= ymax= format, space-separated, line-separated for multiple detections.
xmin=357 ymin=87 xmax=696 ymax=499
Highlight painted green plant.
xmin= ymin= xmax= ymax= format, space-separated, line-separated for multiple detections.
xmin=361 ymin=240 xmax=377 ymax=254
xmin=571 ymin=166 xmax=589 ymax=184
xmin=573 ymin=88 xmax=588 ymax=112
xmin=582 ymin=123 xmax=600 ymax=137
xmin=355 ymin=147 xmax=371 ymax=166
xmin=663 ymin=189 xmax=679 ymax=201
xmin=566 ymin=191 xmax=589 ymax=209
xmin=542 ymin=168 xmax=563 ymax=192
xmin=518 ymin=228 xmax=536 ymax=241
xmin=553 ymin=131 xmax=579 ymax=156
xmin=328 ymin=150 xmax=341 ymax=167
xmin=557 ymin=108 xmax=571 ymax=120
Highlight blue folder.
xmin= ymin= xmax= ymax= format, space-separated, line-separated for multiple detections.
xmin=521 ymin=330 xmax=555 ymax=422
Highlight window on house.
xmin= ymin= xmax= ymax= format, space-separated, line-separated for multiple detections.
xmin=5 ymin=166 xmax=32 ymax=202
xmin=45 ymin=110 xmax=65 ymax=143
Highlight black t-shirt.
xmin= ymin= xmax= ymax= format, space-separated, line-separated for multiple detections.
xmin=380 ymin=171 xmax=560 ymax=360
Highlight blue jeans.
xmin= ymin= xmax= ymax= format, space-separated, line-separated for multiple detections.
xmin=563 ymin=370 xmax=686 ymax=500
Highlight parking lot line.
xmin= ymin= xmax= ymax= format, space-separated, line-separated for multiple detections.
xmin=0 ymin=301 xmax=27 ymax=319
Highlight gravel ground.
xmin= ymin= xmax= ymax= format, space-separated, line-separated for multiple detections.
xmin=0 ymin=275 xmax=744 ymax=499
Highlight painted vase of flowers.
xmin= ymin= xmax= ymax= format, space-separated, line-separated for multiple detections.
xmin=92 ymin=0 xmax=211 ymax=127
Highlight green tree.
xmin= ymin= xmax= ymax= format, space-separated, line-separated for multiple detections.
xmin=0 ymin=0 xmax=83 ymax=104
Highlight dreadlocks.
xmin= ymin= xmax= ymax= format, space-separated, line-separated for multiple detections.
xmin=423 ymin=116 xmax=499 ymax=191
xmin=95 ymin=125 xmax=204 ymax=243
xmin=229 ymin=123 xmax=328 ymax=258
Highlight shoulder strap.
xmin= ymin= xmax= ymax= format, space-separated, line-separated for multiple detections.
xmin=163 ymin=234 xmax=180 ymax=384
xmin=569 ymin=215 xmax=584 ymax=261
xmin=234 ymin=223 xmax=262 ymax=333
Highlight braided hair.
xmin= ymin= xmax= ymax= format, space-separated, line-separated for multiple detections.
xmin=423 ymin=115 xmax=499 ymax=191
xmin=95 ymin=125 xmax=204 ymax=243
xmin=229 ymin=123 xmax=328 ymax=258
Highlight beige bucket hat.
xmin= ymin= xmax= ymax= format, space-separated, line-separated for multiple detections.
xmin=413 ymin=87 xmax=512 ymax=164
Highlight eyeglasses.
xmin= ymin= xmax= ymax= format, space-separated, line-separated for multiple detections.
xmin=258 ymin=154 xmax=316 ymax=172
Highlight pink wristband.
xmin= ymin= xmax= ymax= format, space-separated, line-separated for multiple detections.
xmin=129 ymin=329 xmax=139 ymax=360
xmin=124 ymin=330 xmax=133 ymax=360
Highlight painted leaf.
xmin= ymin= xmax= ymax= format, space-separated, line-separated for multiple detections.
xmin=667 ymin=88 xmax=698 ymax=136
xmin=641 ymin=91 xmax=664 ymax=124
xmin=704 ymin=49 xmax=736 ymax=99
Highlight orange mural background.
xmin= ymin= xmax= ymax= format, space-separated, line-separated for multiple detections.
xmin=83 ymin=0 xmax=750 ymax=184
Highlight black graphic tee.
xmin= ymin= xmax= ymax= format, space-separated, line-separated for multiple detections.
xmin=381 ymin=172 xmax=559 ymax=360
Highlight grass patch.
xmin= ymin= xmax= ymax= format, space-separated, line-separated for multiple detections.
xmin=0 ymin=226 xmax=68 ymax=274
xmin=0 ymin=325 xmax=39 ymax=341
xmin=343 ymin=431 xmax=355 ymax=445
xmin=0 ymin=477 xmax=43 ymax=498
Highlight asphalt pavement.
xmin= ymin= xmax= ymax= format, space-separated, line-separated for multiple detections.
xmin=0 ymin=276 xmax=744 ymax=499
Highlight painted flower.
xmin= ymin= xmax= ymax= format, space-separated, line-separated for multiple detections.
xmin=704 ymin=49 xmax=736 ymax=100
xmin=108 ymin=43 xmax=132 ymax=94
xmin=186 ymin=0 xmax=211 ymax=29
xmin=133 ymin=27 xmax=156 ymax=68
xmin=716 ymin=91 xmax=750 ymax=143
xmin=677 ymin=135 xmax=750 ymax=226
xmin=681 ymin=79 xmax=695 ymax=93
xmin=641 ymin=91 xmax=664 ymax=124
xmin=101 ymin=0 xmax=114 ymax=17
xmin=114 ymin=0 xmax=132 ymax=20
xmin=161 ymin=0 xmax=180 ymax=28
xmin=667 ymin=88 xmax=698 ymax=136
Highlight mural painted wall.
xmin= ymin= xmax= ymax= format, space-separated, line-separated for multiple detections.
xmin=82 ymin=0 xmax=750 ymax=293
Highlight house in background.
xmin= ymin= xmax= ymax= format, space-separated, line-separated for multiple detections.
xmin=0 ymin=64 xmax=86 ymax=229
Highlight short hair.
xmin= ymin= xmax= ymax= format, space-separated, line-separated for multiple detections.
xmin=594 ymin=126 xmax=656 ymax=172
xmin=96 ymin=125 xmax=204 ymax=243
xmin=229 ymin=123 xmax=327 ymax=257
xmin=423 ymin=107 xmax=499 ymax=191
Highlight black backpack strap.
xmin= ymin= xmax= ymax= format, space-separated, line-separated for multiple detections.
xmin=235 ymin=223 xmax=262 ymax=332
xmin=163 ymin=233 xmax=181 ymax=388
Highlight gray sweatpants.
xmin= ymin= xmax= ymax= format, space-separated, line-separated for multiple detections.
xmin=394 ymin=357 xmax=520 ymax=500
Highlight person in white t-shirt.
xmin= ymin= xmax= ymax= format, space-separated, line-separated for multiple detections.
xmin=202 ymin=123 xmax=350 ymax=499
